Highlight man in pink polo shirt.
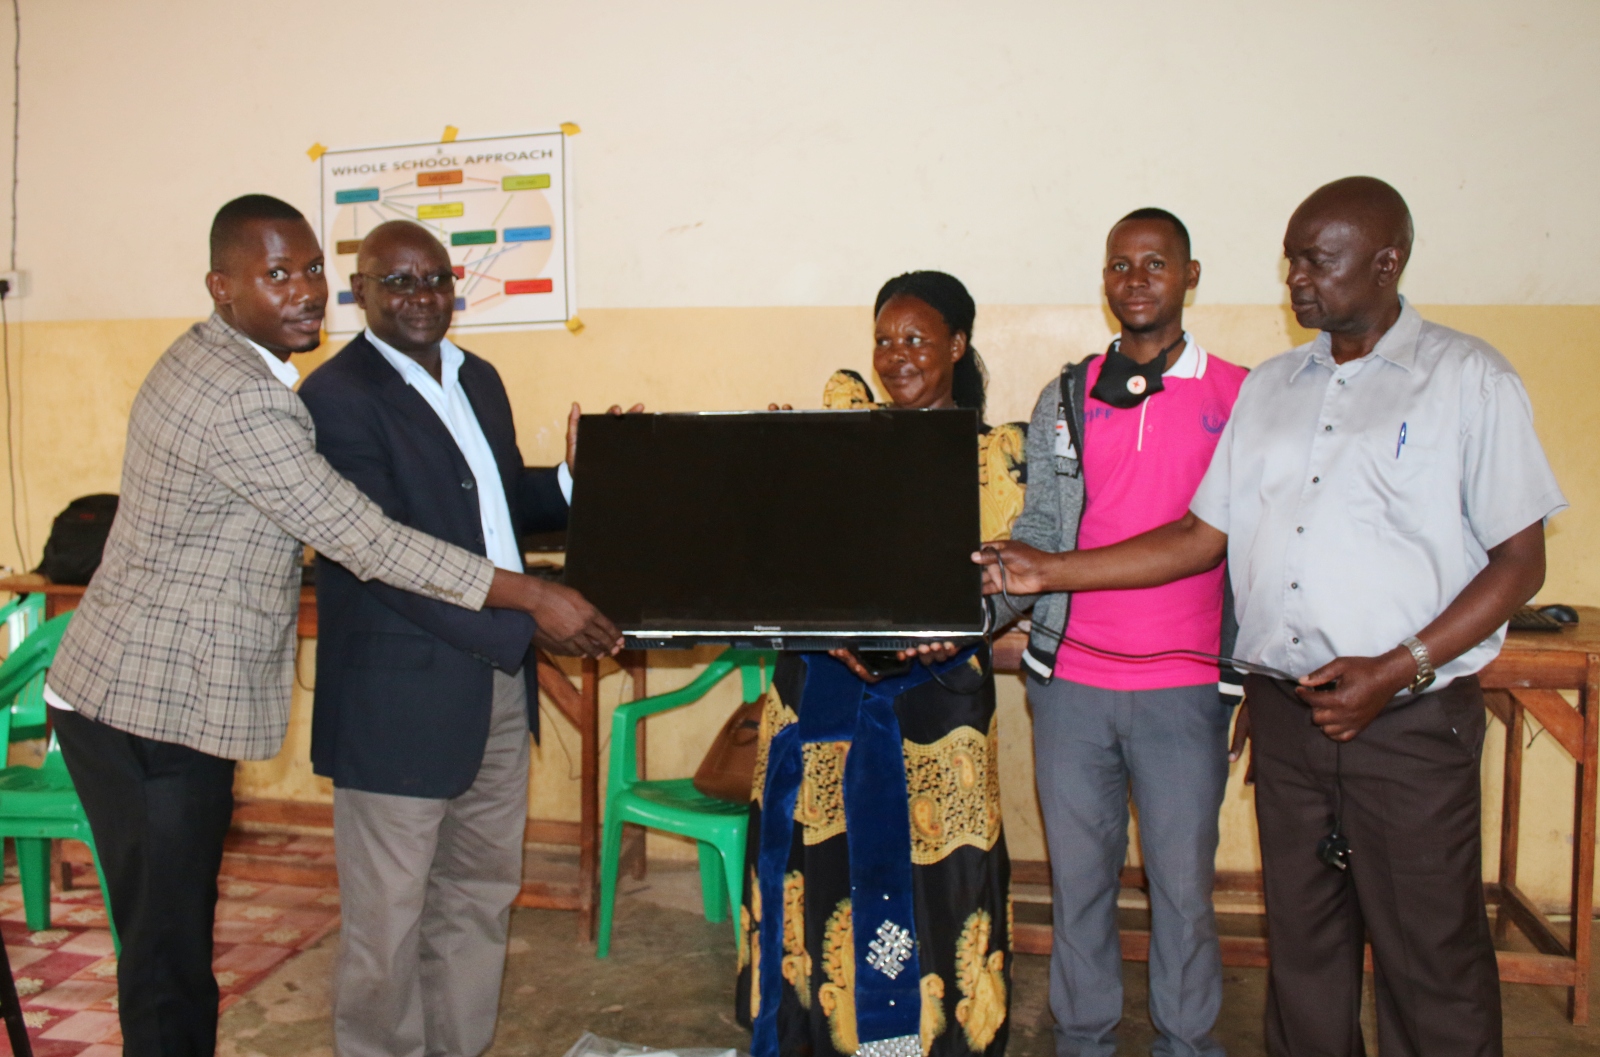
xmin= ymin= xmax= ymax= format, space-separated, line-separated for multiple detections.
xmin=995 ymin=209 xmax=1246 ymax=1056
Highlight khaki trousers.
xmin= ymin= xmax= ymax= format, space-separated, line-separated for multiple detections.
xmin=332 ymin=670 xmax=530 ymax=1057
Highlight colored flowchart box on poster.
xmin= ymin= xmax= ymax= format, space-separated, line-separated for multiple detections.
xmin=451 ymin=266 xmax=465 ymax=279
xmin=454 ymin=298 xmax=467 ymax=311
xmin=504 ymin=226 xmax=552 ymax=242
xmin=335 ymin=188 xmax=381 ymax=205
xmin=505 ymin=278 xmax=554 ymax=295
xmin=418 ymin=170 xmax=464 ymax=187
xmin=502 ymin=174 xmax=551 ymax=191
xmin=418 ymin=202 xmax=465 ymax=220
xmin=451 ymin=229 xmax=497 ymax=246
xmin=335 ymin=240 xmax=362 ymax=255
xmin=337 ymin=291 xmax=355 ymax=304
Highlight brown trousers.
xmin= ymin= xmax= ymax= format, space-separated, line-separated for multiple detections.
xmin=1247 ymin=674 xmax=1501 ymax=1057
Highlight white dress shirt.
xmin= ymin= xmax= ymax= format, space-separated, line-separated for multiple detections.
xmin=366 ymin=329 xmax=527 ymax=572
xmin=248 ymin=339 xmax=303 ymax=388
xmin=1189 ymin=299 xmax=1567 ymax=687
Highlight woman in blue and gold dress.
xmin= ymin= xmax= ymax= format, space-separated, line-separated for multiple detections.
xmin=736 ymin=272 xmax=1027 ymax=1057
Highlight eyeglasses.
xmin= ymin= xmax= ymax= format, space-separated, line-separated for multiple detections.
xmin=356 ymin=272 xmax=456 ymax=296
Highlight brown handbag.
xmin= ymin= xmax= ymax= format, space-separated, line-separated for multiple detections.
xmin=692 ymin=693 xmax=765 ymax=803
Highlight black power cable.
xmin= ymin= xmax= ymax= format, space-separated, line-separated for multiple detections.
xmin=984 ymin=545 xmax=1299 ymax=682
xmin=987 ymin=546 xmax=1361 ymax=870
xmin=2 ymin=1 xmax=19 ymax=571
xmin=8 ymin=0 xmax=17 ymax=272
xmin=0 ymin=290 xmax=19 ymax=566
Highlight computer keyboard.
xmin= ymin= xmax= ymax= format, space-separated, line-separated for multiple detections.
xmin=1510 ymin=606 xmax=1565 ymax=632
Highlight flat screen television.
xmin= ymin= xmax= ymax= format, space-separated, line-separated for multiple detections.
xmin=562 ymin=409 xmax=985 ymax=650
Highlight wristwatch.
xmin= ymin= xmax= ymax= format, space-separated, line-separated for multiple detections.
xmin=1401 ymin=636 xmax=1436 ymax=694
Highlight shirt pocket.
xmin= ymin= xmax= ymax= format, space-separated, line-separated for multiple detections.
xmin=1343 ymin=435 xmax=1447 ymax=535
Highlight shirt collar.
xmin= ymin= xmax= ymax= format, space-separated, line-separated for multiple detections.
xmin=242 ymin=337 xmax=302 ymax=388
xmin=366 ymin=327 xmax=465 ymax=390
xmin=1372 ymin=297 xmax=1422 ymax=371
xmin=1291 ymin=296 xmax=1421 ymax=382
xmin=1110 ymin=331 xmax=1207 ymax=379
xmin=1164 ymin=332 xmax=1207 ymax=379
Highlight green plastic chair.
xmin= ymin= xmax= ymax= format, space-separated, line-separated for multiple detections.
xmin=1 ymin=593 xmax=44 ymax=649
xmin=0 ymin=613 xmax=119 ymax=952
xmin=0 ymin=594 xmax=50 ymax=746
xmin=596 ymin=649 xmax=776 ymax=958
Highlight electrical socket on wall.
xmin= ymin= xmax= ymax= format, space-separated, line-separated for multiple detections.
xmin=0 ymin=271 xmax=27 ymax=299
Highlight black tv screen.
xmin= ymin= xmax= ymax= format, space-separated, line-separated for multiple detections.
xmin=563 ymin=409 xmax=984 ymax=650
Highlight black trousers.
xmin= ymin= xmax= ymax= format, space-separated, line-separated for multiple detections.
xmin=54 ymin=708 xmax=237 ymax=1057
xmin=1247 ymin=675 xmax=1501 ymax=1057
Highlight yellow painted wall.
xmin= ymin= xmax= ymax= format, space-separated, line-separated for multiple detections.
xmin=7 ymin=304 xmax=1595 ymax=908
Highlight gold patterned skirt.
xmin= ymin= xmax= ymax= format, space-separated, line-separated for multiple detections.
xmin=735 ymin=652 xmax=1011 ymax=1057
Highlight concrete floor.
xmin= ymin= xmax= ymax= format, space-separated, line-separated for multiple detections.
xmin=217 ymin=862 xmax=1599 ymax=1057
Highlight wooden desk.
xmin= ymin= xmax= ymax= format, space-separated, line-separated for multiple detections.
xmin=0 ymin=573 xmax=644 ymax=944
xmin=1481 ymin=607 xmax=1599 ymax=1022
xmin=995 ymin=608 xmax=1600 ymax=1023
xmin=0 ymin=574 xmax=321 ymax=637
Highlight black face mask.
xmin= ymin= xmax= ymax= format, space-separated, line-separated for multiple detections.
xmin=1087 ymin=335 xmax=1184 ymax=409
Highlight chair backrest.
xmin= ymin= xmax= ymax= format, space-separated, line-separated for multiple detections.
xmin=0 ymin=594 xmax=47 ymax=743
xmin=607 ymin=649 xmax=776 ymax=795
xmin=0 ymin=594 xmax=44 ymax=651
xmin=0 ymin=607 xmax=65 ymax=747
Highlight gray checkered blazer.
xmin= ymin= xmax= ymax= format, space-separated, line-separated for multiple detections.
xmin=49 ymin=314 xmax=497 ymax=760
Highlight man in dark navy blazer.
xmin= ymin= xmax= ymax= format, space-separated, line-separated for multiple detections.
xmin=299 ymin=220 xmax=630 ymax=1057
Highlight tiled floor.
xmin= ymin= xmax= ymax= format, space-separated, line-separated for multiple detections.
xmin=0 ymin=853 xmax=341 ymax=1057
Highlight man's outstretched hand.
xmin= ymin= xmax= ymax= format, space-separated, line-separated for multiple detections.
xmin=566 ymin=401 xmax=646 ymax=468
xmin=973 ymin=514 xmax=1226 ymax=598
xmin=1294 ymin=649 xmax=1415 ymax=741
xmin=486 ymin=569 xmax=622 ymax=658
xmin=973 ymin=540 xmax=1055 ymax=596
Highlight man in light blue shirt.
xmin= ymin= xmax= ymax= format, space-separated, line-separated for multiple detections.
xmin=298 ymin=220 xmax=633 ymax=1057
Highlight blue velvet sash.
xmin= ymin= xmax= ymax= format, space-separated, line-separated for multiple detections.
xmin=752 ymin=650 xmax=975 ymax=1057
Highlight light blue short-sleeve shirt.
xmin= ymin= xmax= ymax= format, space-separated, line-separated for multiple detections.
xmin=1188 ymin=299 xmax=1567 ymax=687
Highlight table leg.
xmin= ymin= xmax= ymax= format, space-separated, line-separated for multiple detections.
xmin=1569 ymin=656 xmax=1598 ymax=1024
xmin=1499 ymin=693 xmax=1525 ymax=943
xmin=624 ymin=652 xmax=649 ymax=881
xmin=578 ymin=658 xmax=600 ymax=944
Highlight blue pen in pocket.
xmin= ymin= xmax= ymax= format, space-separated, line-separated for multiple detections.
xmin=1396 ymin=421 xmax=1407 ymax=458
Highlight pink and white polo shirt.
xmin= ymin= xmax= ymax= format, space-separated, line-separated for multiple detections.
xmin=1054 ymin=336 xmax=1247 ymax=690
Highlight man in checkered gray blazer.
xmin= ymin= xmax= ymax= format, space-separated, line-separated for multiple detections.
xmin=43 ymin=195 xmax=620 ymax=1057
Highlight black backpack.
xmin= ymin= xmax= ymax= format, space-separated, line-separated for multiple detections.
xmin=36 ymin=494 xmax=119 ymax=585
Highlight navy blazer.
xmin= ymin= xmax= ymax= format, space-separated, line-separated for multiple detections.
xmin=299 ymin=333 xmax=568 ymax=798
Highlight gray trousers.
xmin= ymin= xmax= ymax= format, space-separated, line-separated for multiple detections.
xmin=1029 ymin=677 xmax=1230 ymax=1057
xmin=332 ymin=670 xmax=531 ymax=1057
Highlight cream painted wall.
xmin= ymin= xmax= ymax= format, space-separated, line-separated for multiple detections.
xmin=0 ymin=1 xmax=1597 ymax=320
xmin=0 ymin=1 xmax=1594 ymax=908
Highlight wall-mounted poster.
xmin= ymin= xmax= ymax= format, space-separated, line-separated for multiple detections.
xmin=318 ymin=129 xmax=575 ymax=334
